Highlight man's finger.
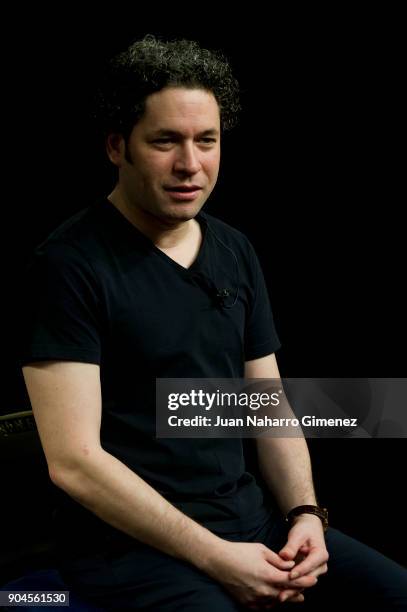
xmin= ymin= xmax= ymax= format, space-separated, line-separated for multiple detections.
xmin=279 ymin=544 xmax=298 ymax=560
xmin=299 ymin=544 xmax=311 ymax=554
xmin=280 ymin=591 xmax=305 ymax=604
xmin=290 ymin=549 xmax=327 ymax=579
xmin=279 ymin=532 xmax=307 ymax=561
xmin=263 ymin=547 xmax=296 ymax=569
xmin=277 ymin=574 xmax=317 ymax=589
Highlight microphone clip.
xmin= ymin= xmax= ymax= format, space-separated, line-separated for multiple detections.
xmin=215 ymin=288 xmax=231 ymax=307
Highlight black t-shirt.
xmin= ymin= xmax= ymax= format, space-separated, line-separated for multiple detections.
xmin=20 ymin=199 xmax=281 ymax=552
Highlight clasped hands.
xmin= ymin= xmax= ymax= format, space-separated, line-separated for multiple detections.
xmin=213 ymin=513 xmax=329 ymax=610
xmin=255 ymin=514 xmax=329 ymax=609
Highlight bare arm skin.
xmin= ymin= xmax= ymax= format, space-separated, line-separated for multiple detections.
xmin=245 ymin=354 xmax=329 ymax=604
xmin=23 ymin=360 xmax=316 ymax=607
xmin=23 ymin=361 xmax=223 ymax=568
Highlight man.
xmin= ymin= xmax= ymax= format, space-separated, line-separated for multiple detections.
xmin=20 ymin=36 xmax=406 ymax=610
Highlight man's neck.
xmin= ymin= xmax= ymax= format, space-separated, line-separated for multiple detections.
xmin=107 ymin=187 xmax=196 ymax=249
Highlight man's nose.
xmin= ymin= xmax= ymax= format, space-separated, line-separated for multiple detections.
xmin=173 ymin=143 xmax=201 ymax=174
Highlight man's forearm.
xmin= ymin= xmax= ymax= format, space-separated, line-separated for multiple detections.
xmin=256 ymin=437 xmax=317 ymax=514
xmin=50 ymin=448 xmax=222 ymax=572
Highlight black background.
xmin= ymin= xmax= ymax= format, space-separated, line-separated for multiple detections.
xmin=2 ymin=8 xmax=405 ymax=569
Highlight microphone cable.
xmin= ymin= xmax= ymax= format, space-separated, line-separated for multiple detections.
xmin=205 ymin=219 xmax=240 ymax=309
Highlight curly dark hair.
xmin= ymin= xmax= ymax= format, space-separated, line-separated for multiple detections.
xmin=94 ymin=34 xmax=241 ymax=142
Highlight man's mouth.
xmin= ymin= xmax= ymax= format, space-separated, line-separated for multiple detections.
xmin=163 ymin=185 xmax=203 ymax=201
xmin=164 ymin=185 xmax=203 ymax=192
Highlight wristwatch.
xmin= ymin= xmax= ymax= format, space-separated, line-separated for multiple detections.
xmin=285 ymin=505 xmax=329 ymax=532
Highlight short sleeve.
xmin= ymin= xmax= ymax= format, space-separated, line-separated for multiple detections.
xmin=244 ymin=243 xmax=281 ymax=361
xmin=18 ymin=242 xmax=102 ymax=366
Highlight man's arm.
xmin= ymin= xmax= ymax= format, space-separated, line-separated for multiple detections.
xmin=23 ymin=360 xmax=314 ymax=607
xmin=23 ymin=361 xmax=224 ymax=568
xmin=245 ymin=353 xmax=329 ymax=600
xmin=244 ymin=353 xmax=318 ymax=513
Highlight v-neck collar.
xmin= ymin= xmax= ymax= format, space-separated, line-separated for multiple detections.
xmin=100 ymin=198 xmax=208 ymax=274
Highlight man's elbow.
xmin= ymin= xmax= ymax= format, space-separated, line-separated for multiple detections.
xmin=48 ymin=462 xmax=76 ymax=490
xmin=47 ymin=447 xmax=102 ymax=501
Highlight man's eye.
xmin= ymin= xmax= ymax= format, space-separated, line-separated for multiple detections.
xmin=152 ymin=137 xmax=217 ymax=146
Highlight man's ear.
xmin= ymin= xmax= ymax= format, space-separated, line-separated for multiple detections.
xmin=106 ymin=133 xmax=125 ymax=167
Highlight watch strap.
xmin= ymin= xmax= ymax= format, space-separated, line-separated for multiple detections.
xmin=286 ymin=504 xmax=328 ymax=532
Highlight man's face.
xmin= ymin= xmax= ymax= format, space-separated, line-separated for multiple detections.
xmin=114 ymin=87 xmax=221 ymax=224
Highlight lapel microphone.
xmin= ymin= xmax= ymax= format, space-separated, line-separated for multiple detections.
xmin=190 ymin=272 xmax=233 ymax=309
xmin=189 ymin=216 xmax=240 ymax=309
xmin=215 ymin=288 xmax=231 ymax=307
xmin=192 ymin=272 xmax=232 ymax=308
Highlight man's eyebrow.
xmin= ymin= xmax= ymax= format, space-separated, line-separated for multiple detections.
xmin=150 ymin=128 xmax=220 ymax=137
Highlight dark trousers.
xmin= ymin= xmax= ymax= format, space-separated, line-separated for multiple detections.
xmin=60 ymin=513 xmax=407 ymax=611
